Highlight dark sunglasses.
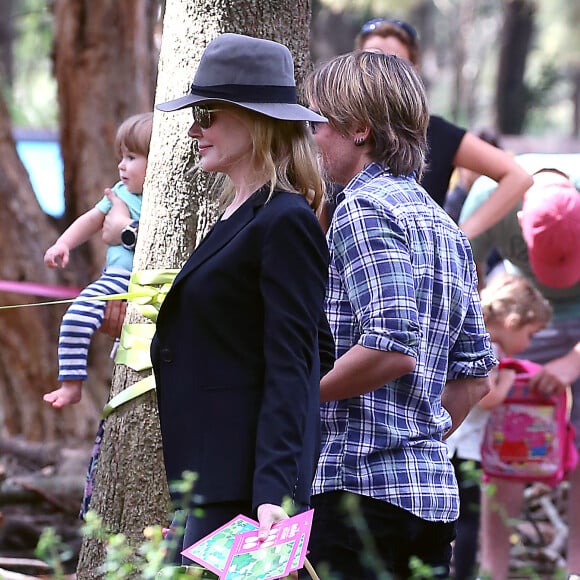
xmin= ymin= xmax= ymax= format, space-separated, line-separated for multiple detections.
xmin=191 ymin=105 xmax=221 ymax=129
xmin=307 ymin=110 xmax=325 ymax=135
xmin=307 ymin=120 xmax=320 ymax=135
xmin=360 ymin=17 xmax=418 ymax=43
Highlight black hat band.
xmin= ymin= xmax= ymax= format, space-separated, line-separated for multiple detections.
xmin=190 ymin=83 xmax=297 ymax=104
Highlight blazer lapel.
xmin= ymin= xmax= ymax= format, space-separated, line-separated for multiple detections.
xmin=171 ymin=186 xmax=269 ymax=289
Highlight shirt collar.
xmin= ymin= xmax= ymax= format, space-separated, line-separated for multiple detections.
xmin=342 ymin=162 xmax=390 ymax=198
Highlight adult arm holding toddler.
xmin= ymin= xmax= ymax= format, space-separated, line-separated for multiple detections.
xmin=101 ymin=186 xmax=135 ymax=246
xmin=98 ymin=187 xmax=135 ymax=337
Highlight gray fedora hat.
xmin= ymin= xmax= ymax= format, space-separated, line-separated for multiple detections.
xmin=156 ymin=33 xmax=326 ymax=123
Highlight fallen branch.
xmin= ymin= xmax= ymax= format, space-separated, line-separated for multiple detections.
xmin=0 ymin=437 xmax=61 ymax=469
xmin=0 ymin=474 xmax=83 ymax=513
xmin=0 ymin=556 xmax=50 ymax=573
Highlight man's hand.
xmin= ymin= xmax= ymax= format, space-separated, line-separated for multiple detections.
xmin=102 ymin=188 xmax=132 ymax=245
xmin=442 ymin=376 xmax=490 ymax=438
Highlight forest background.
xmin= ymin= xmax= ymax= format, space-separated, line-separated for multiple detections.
xmin=5 ymin=0 xmax=580 ymax=136
xmin=0 ymin=0 xmax=579 ymax=576
xmin=0 ymin=0 xmax=579 ymax=485
xmin=0 ymin=0 xmax=579 ymax=495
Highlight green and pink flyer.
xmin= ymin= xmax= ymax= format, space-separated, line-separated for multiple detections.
xmin=181 ymin=509 xmax=314 ymax=579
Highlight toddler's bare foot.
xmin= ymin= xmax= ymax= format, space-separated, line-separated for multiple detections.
xmin=43 ymin=381 xmax=82 ymax=408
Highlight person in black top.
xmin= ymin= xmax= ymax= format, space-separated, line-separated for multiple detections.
xmin=354 ymin=17 xmax=532 ymax=240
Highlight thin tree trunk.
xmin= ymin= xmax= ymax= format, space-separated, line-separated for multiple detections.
xmin=77 ymin=0 xmax=313 ymax=577
xmin=0 ymin=0 xmax=15 ymax=86
xmin=572 ymin=66 xmax=580 ymax=138
xmin=495 ymin=0 xmax=536 ymax=134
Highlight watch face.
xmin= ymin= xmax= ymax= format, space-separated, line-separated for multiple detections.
xmin=121 ymin=230 xmax=136 ymax=246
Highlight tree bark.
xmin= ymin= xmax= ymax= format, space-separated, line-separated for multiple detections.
xmin=51 ymin=0 xmax=159 ymax=278
xmin=77 ymin=0 xmax=313 ymax=577
xmin=0 ymin=0 xmax=15 ymax=86
xmin=572 ymin=66 xmax=580 ymax=138
xmin=0 ymin=88 xmax=104 ymax=442
xmin=495 ymin=0 xmax=536 ymax=134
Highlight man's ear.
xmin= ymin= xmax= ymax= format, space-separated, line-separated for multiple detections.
xmin=353 ymin=125 xmax=371 ymax=144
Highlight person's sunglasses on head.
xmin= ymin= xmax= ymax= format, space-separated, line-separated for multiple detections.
xmin=359 ymin=17 xmax=418 ymax=44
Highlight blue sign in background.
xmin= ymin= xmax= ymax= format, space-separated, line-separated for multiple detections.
xmin=16 ymin=137 xmax=65 ymax=217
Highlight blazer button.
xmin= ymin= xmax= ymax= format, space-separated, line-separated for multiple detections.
xmin=160 ymin=348 xmax=173 ymax=363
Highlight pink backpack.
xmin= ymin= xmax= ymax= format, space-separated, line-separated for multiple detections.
xmin=481 ymin=358 xmax=578 ymax=486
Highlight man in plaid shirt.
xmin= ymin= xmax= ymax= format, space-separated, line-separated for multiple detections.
xmin=303 ymin=51 xmax=496 ymax=579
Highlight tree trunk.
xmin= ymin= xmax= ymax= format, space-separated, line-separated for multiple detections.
xmin=495 ymin=0 xmax=536 ymax=134
xmin=49 ymin=0 xmax=160 ymax=434
xmin=52 ymin=0 xmax=159 ymax=277
xmin=77 ymin=0 xmax=313 ymax=577
xmin=0 ymin=0 xmax=15 ymax=87
xmin=572 ymin=66 xmax=580 ymax=138
xmin=0 ymin=89 xmax=102 ymax=442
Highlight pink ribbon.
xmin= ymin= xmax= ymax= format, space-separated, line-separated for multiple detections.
xmin=0 ymin=279 xmax=81 ymax=299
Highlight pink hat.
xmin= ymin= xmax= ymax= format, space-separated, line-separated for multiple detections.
xmin=520 ymin=180 xmax=580 ymax=289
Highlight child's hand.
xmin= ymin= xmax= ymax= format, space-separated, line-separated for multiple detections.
xmin=478 ymin=367 xmax=516 ymax=410
xmin=44 ymin=242 xmax=70 ymax=268
xmin=43 ymin=381 xmax=82 ymax=408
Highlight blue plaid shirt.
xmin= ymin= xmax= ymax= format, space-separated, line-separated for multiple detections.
xmin=314 ymin=163 xmax=496 ymax=522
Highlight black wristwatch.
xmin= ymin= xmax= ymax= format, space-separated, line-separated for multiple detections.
xmin=121 ymin=220 xmax=139 ymax=250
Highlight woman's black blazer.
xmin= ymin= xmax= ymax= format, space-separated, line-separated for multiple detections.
xmin=151 ymin=187 xmax=331 ymax=511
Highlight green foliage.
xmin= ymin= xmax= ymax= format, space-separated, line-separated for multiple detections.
xmin=458 ymin=458 xmax=481 ymax=486
xmin=35 ymin=471 xmax=216 ymax=579
xmin=10 ymin=0 xmax=57 ymax=128
xmin=35 ymin=526 xmax=72 ymax=579
xmin=84 ymin=513 xmax=216 ymax=579
xmin=408 ymin=555 xmax=445 ymax=579
xmin=6 ymin=0 xmax=580 ymax=135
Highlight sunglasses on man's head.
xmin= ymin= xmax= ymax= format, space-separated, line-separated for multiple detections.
xmin=191 ymin=105 xmax=221 ymax=129
xmin=360 ymin=17 xmax=418 ymax=43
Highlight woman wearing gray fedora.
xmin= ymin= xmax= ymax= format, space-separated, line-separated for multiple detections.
xmin=152 ymin=33 xmax=332 ymax=565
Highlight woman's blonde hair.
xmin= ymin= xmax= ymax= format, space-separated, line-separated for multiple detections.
xmin=303 ymin=50 xmax=428 ymax=178
xmin=480 ymin=274 xmax=552 ymax=328
xmin=115 ymin=112 xmax=154 ymax=158
xmin=213 ymin=109 xmax=324 ymax=212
